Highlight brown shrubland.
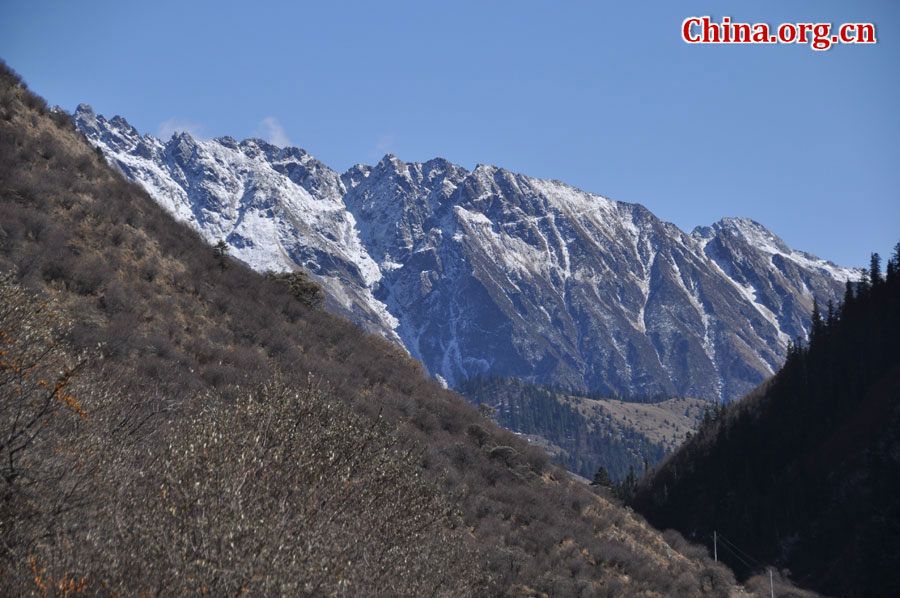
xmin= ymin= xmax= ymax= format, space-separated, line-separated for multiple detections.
xmin=0 ymin=59 xmax=761 ymax=596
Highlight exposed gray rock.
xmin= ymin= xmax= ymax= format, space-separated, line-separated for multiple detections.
xmin=75 ymin=105 xmax=859 ymax=401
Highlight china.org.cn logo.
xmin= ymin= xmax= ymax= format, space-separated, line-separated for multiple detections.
xmin=682 ymin=16 xmax=876 ymax=51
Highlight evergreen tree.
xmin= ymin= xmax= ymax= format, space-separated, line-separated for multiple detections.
xmin=617 ymin=465 xmax=638 ymax=502
xmin=870 ymin=252 xmax=883 ymax=287
xmin=857 ymin=267 xmax=871 ymax=298
xmin=826 ymin=300 xmax=836 ymax=327
xmin=843 ymin=280 xmax=855 ymax=312
xmin=701 ymin=405 xmax=713 ymax=430
xmin=810 ymin=299 xmax=825 ymax=344
xmin=213 ymin=239 xmax=229 ymax=270
xmin=891 ymin=242 xmax=900 ymax=284
xmin=591 ymin=466 xmax=613 ymax=488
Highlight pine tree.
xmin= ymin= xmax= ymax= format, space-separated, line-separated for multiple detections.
xmin=826 ymin=300 xmax=836 ymax=327
xmin=857 ymin=267 xmax=871 ymax=298
xmin=617 ymin=465 xmax=639 ymax=502
xmin=843 ymin=280 xmax=855 ymax=308
xmin=892 ymin=242 xmax=900 ymax=283
xmin=701 ymin=405 xmax=713 ymax=431
xmin=591 ymin=466 xmax=613 ymax=488
xmin=810 ymin=299 xmax=825 ymax=345
xmin=870 ymin=253 xmax=883 ymax=287
xmin=213 ymin=239 xmax=229 ymax=270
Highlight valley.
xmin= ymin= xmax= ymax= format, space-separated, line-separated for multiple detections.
xmin=0 ymin=59 xmax=762 ymax=597
xmin=3 ymin=56 xmax=891 ymax=597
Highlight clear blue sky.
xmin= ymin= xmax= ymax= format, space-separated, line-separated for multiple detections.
xmin=2 ymin=0 xmax=897 ymax=268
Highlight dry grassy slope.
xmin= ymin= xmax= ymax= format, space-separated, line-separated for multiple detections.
xmin=564 ymin=396 xmax=706 ymax=452
xmin=0 ymin=63 xmax=768 ymax=597
xmin=519 ymin=472 xmax=754 ymax=598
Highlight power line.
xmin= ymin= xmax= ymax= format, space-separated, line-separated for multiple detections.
xmin=709 ymin=531 xmax=767 ymax=572
xmin=716 ymin=531 xmax=763 ymax=565
xmin=717 ymin=532 xmax=765 ymax=569
xmin=711 ymin=531 xmax=776 ymax=597
xmin=716 ymin=539 xmax=758 ymax=571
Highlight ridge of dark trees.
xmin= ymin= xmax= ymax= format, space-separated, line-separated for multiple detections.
xmin=632 ymin=243 xmax=900 ymax=597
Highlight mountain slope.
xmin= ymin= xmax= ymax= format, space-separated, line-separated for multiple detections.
xmin=2 ymin=59 xmax=759 ymax=598
xmin=458 ymin=376 xmax=705 ymax=482
xmin=75 ymin=106 xmax=857 ymax=402
xmin=632 ymin=254 xmax=900 ymax=597
xmin=74 ymin=105 xmax=400 ymax=342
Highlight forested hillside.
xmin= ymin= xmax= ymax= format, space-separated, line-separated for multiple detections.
xmin=458 ymin=376 xmax=703 ymax=482
xmin=0 ymin=60 xmax=754 ymax=597
xmin=633 ymin=247 xmax=900 ymax=597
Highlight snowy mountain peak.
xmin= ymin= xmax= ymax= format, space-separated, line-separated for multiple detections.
xmin=74 ymin=105 xmax=400 ymax=343
xmin=73 ymin=103 xmax=99 ymax=133
xmin=704 ymin=216 xmax=792 ymax=254
xmin=693 ymin=217 xmax=860 ymax=283
xmin=76 ymin=106 xmax=859 ymax=401
xmin=214 ymin=135 xmax=239 ymax=149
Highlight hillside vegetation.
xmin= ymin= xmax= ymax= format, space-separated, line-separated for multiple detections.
xmin=633 ymin=246 xmax=900 ymax=597
xmin=0 ymin=60 xmax=754 ymax=597
xmin=572 ymin=396 xmax=704 ymax=451
xmin=458 ymin=376 xmax=703 ymax=482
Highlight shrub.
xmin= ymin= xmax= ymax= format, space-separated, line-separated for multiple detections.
xmin=0 ymin=273 xmax=91 ymax=581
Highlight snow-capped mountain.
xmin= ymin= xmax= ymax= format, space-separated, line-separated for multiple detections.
xmin=74 ymin=105 xmax=400 ymax=343
xmin=74 ymin=105 xmax=858 ymax=401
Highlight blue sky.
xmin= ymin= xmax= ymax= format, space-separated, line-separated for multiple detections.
xmin=2 ymin=0 xmax=897 ymax=268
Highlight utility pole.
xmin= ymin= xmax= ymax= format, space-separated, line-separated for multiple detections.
xmin=713 ymin=530 xmax=717 ymax=562
xmin=769 ymin=568 xmax=775 ymax=598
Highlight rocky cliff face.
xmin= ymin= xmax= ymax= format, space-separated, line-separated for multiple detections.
xmin=75 ymin=105 xmax=858 ymax=401
xmin=74 ymin=105 xmax=400 ymax=343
